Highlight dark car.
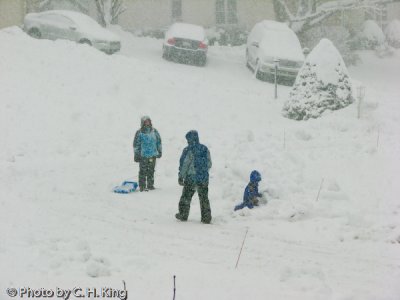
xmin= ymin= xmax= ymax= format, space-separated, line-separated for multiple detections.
xmin=162 ymin=23 xmax=208 ymax=66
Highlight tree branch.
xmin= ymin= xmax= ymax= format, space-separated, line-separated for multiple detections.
xmin=277 ymin=0 xmax=395 ymax=33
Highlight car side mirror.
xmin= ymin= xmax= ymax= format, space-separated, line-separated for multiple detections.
xmin=252 ymin=42 xmax=259 ymax=48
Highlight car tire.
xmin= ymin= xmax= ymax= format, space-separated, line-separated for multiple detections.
xmin=79 ymin=39 xmax=92 ymax=46
xmin=28 ymin=28 xmax=41 ymax=39
xmin=162 ymin=50 xmax=170 ymax=61
xmin=198 ymin=56 xmax=206 ymax=67
xmin=255 ymin=59 xmax=262 ymax=79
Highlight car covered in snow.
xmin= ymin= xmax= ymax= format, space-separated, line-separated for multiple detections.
xmin=23 ymin=10 xmax=121 ymax=54
xmin=162 ymin=23 xmax=208 ymax=66
xmin=246 ymin=20 xmax=304 ymax=83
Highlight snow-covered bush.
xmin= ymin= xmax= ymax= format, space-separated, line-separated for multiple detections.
xmin=282 ymin=39 xmax=354 ymax=121
xmin=206 ymin=27 xmax=248 ymax=46
xmin=385 ymin=19 xmax=400 ymax=48
xmin=302 ymin=25 xmax=360 ymax=66
xmin=355 ymin=20 xmax=386 ymax=50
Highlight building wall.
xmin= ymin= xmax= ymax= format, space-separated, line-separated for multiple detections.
xmin=386 ymin=2 xmax=400 ymax=23
xmin=0 ymin=0 xmax=24 ymax=28
xmin=118 ymin=0 xmax=276 ymax=31
xmin=237 ymin=0 xmax=275 ymax=30
xmin=182 ymin=0 xmax=215 ymax=27
xmin=119 ymin=0 xmax=172 ymax=31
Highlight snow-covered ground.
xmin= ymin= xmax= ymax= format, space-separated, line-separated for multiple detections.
xmin=0 ymin=26 xmax=399 ymax=300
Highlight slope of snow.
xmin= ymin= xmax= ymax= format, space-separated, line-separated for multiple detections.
xmin=0 ymin=26 xmax=399 ymax=299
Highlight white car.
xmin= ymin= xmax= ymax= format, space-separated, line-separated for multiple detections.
xmin=246 ymin=20 xmax=305 ymax=83
xmin=23 ymin=10 xmax=121 ymax=54
xmin=162 ymin=23 xmax=208 ymax=66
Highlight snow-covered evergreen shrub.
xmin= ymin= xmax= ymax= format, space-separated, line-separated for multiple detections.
xmin=385 ymin=19 xmax=400 ymax=48
xmin=355 ymin=20 xmax=386 ymax=50
xmin=282 ymin=39 xmax=354 ymax=121
xmin=206 ymin=27 xmax=248 ymax=46
xmin=302 ymin=26 xmax=359 ymax=66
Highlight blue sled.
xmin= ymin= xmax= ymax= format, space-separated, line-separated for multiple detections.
xmin=113 ymin=181 xmax=138 ymax=194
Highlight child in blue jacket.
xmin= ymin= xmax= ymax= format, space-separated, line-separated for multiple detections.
xmin=234 ymin=170 xmax=263 ymax=211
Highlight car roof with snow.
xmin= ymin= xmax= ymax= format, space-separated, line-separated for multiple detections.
xmin=256 ymin=21 xmax=304 ymax=62
xmin=35 ymin=10 xmax=103 ymax=29
xmin=165 ymin=23 xmax=205 ymax=41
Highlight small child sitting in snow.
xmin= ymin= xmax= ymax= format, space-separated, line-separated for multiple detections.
xmin=234 ymin=170 xmax=263 ymax=211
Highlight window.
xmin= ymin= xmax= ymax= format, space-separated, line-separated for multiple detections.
xmin=216 ymin=0 xmax=225 ymax=24
xmin=216 ymin=0 xmax=237 ymax=25
xmin=226 ymin=0 xmax=238 ymax=24
xmin=172 ymin=0 xmax=182 ymax=21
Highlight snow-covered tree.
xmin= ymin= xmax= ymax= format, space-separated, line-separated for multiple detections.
xmin=385 ymin=19 xmax=400 ymax=48
xmin=273 ymin=0 xmax=394 ymax=35
xmin=95 ymin=0 xmax=126 ymax=27
xmin=282 ymin=39 xmax=354 ymax=121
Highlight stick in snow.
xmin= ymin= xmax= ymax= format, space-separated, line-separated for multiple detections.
xmin=173 ymin=275 xmax=176 ymax=300
xmin=235 ymin=227 xmax=249 ymax=269
xmin=376 ymin=126 xmax=380 ymax=150
xmin=283 ymin=128 xmax=286 ymax=150
xmin=315 ymin=178 xmax=324 ymax=202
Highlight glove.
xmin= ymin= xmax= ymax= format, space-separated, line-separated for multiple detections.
xmin=178 ymin=177 xmax=184 ymax=186
xmin=252 ymin=197 xmax=260 ymax=206
xmin=157 ymin=152 xmax=162 ymax=158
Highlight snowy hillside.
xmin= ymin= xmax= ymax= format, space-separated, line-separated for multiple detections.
xmin=0 ymin=26 xmax=399 ymax=300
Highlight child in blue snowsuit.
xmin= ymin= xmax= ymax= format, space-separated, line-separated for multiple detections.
xmin=234 ymin=170 xmax=262 ymax=211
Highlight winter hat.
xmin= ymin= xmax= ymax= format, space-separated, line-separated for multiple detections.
xmin=250 ymin=170 xmax=262 ymax=182
xmin=185 ymin=130 xmax=200 ymax=145
xmin=141 ymin=116 xmax=152 ymax=127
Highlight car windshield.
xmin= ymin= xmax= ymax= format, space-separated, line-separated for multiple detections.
xmin=259 ymin=29 xmax=304 ymax=62
xmin=49 ymin=11 xmax=102 ymax=32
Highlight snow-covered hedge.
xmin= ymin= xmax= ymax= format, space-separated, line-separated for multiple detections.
xmin=356 ymin=20 xmax=386 ymax=50
xmin=282 ymin=39 xmax=354 ymax=121
xmin=206 ymin=27 xmax=248 ymax=46
xmin=385 ymin=19 xmax=400 ymax=48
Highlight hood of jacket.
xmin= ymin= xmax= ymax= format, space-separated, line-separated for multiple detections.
xmin=250 ymin=170 xmax=262 ymax=183
xmin=185 ymin=130 xmax=199 ymax=147
xmin=141 ymin=116 xmax=152 ymax=128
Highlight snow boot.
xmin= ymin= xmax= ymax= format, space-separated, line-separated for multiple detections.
xmin=175 ymin=213 xmax=187 ymax=221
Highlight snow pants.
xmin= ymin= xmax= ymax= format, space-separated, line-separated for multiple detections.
xmin=234 ymin=201 xmax=254 ymax=211
xmin=139 ymin=157 xmax=156 ymax=189
xmin=178 ymin=182 xmax=212 ymax=223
